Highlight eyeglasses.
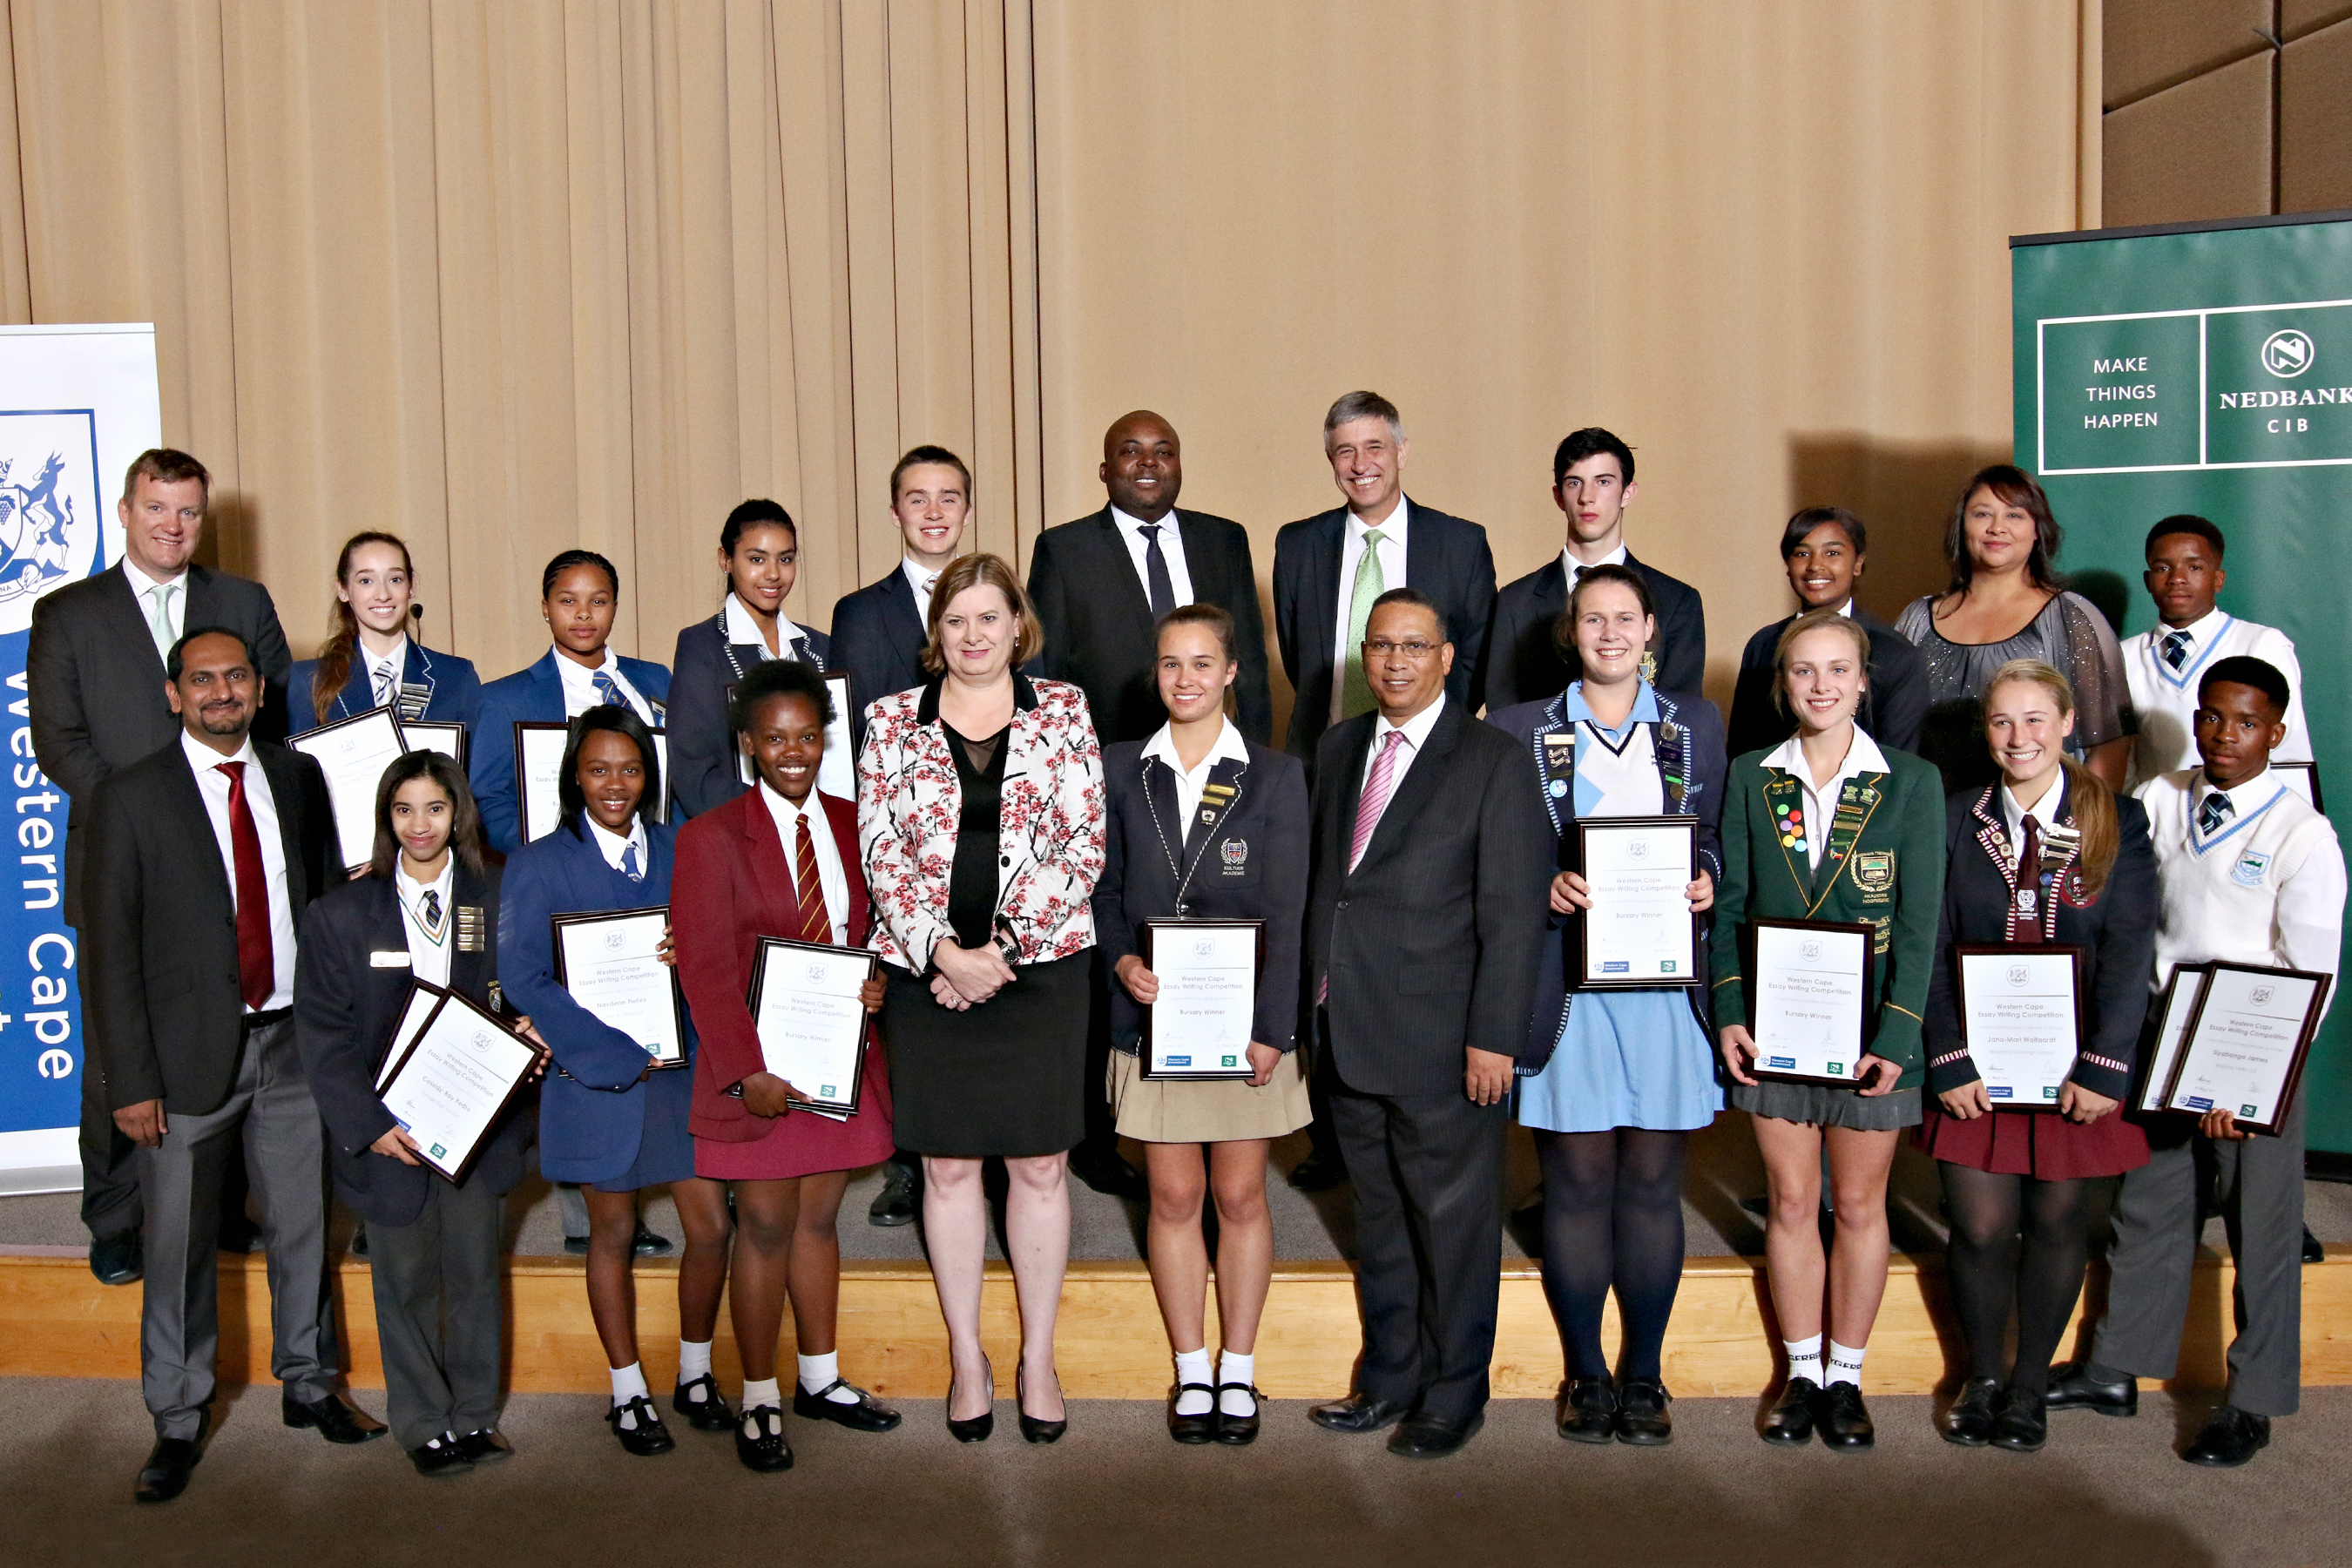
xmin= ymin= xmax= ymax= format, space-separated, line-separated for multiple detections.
xmin=1362 ymin=639 xmax=1439 ymax=659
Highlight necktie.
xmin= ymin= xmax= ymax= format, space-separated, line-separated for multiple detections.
xmin=2015 ymin=814 xmax=2041 ymax=916
xmin=420 ymin=888 xmax=443 ymax=936
xmin=2199 ymin=791 xmax=2234 ymax=836
xmin=146 ymin=583 xmax=178 ymax=659
xmin=1139 ymin=524 xmax=1177 ymax=618
xmin=1320 ymin=729 xmax=1407 ymax=1005
xmin=594 ymin=669 xmax=628 ymax=712
xmin=2162 ymin=630 xmax=2192 ymax=672
xmin=372 ymin=659 xmax=396 ymax=709
xmin=1340 ymin=528 xmax=1388 ymax=719
xmin=216 ymin=762 xmax=274 ymax=1010
xmin=792 ymin=812 xmax=830 ymax=944
xmin=621 ymin=838 xmax=644 ymax=882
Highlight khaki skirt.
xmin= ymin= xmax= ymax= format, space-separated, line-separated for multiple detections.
xmin=1108 ymin=1048 xmax=1312 ymax=1144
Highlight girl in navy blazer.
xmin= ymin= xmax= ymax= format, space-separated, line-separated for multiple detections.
xmin=296 ymin=753 xmax=542 ymax=1477
xmin=288 ymin=531 xmax=482 ymax=739
xmin=668 ymin=499 xmax=832 ymax=821
xmin=471 ymin=550 xmax=672 ymax=854
xmin=1092 ymin=605 xmax=1309 ymax=1447
xmin=498 ymin=706 xmax=727 ymax=1457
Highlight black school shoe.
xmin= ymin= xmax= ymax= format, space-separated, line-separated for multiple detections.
xmin=1989 ymin=1387 xmax=2048 ymax=1452
xmin=1759 ymin=1376 xmax=1818 ymax=1445
xmin=1557 ymin=1375 xmax=1616 ymax=1443
xmin=672 ymin=1375 xmax=734 ymax=1432
xmin=1167 ymin=1383 xmax=1218 ymax=1444
xmin=605 ymin=1395 xmax=675 ymax=1456
xmin=2044 ymin=1361 xmax=2138 ymax=1416
xmin=793 ymin=1379 xmax=902 ymax=1432
xmin=2184 ymin=1405 xmax=2271 ymax=1468
xmin=1612 ymin=1377 xmax=1673 ymax=1445
xmin=408 ymin=1434 xmax=475 ymax=1478
xmin=455 ymin=1429 xmax=513 ymax=1463
xmin=1213 ymin=1384 xmax=1260 ymax=1447
xmin=1816 ymin=1382 xmax=1875 ymax=1451
xmin=736 ymin=1406 xmax=794 ymax=1473
xmin=1943 ymin=1378 xmax=2001 ymax=1445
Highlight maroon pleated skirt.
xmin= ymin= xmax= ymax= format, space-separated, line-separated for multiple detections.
xmin=1916 ymin=1101 xmax=2149 ymax=1179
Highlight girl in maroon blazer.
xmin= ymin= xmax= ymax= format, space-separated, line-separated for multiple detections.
xmin=673 ymin=660 xmax=896 ymax=1473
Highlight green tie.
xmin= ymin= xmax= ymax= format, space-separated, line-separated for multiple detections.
xmin=146 ymin=583 xmax=177 ymax=660
xmin=1340 ymin=527 xmax=1388 ymax=719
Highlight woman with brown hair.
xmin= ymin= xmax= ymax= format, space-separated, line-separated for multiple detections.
xmin=1894 ymin=466 xmax=2133 ymax=794
xmin=857 ymin=551 xmax=1105 ymax=1444
xmin=288 ymin=531 xmax=482 ymax=737
xmin=1920 ymin=659 xmax=2156 ymax=1452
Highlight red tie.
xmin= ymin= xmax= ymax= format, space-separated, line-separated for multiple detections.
xmin=793 ymin=812 xmax=831 ymax=945
xmin=217 ymin=761 xmax=274 ymax=1010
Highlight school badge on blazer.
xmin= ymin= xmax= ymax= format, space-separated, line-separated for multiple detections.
xmin=1220 ymin=839 xmax=1247 ymax=875
xmin=1848 ymin=850 xmax=1896 ymax=898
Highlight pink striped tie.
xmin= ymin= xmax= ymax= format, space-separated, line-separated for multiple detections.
xmin=1321 ymin=730 xmax=1406 ymax=1005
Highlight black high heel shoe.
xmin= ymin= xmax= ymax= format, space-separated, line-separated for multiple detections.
xmin=1017 ymin=1364 xmax=1067 ymax=1444
xmin=946 ymin=1355 xmax=994 ymax=1443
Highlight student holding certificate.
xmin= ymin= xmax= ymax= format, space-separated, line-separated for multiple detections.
xmin=1711 ymin=608 xmax=1943 ymax=1452
xmin=1486 ymin=564 xmax=1726 ymax=1446
xmin=1092 ymin=605 xmax=1309 ymax=1445
xmin=288 ymin=532 xmax=483 ymax=738
xmin=2052 ymin=657 xmax=2345 ymax=1468
xmin=673 ymin=661 xmax=898 ymax=1472
xmin=296 ymin=754 xmax=543 ymax=1477
xmin=498 ymin=707 xmax=727 ymax=1457
xmin=1918 ymin=660 xmax=2156 ymax=1452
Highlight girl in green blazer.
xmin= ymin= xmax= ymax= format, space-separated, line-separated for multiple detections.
xmin=1709 ymin=609 xmax=1944 ymax=1455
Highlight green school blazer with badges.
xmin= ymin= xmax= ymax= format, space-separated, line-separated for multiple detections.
xmin=1707 ymin=746 xmax=1945 ymax=1088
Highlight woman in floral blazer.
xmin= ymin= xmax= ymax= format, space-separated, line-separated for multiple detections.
xmin=856 ymin=551 xmax=1105 ymax=1443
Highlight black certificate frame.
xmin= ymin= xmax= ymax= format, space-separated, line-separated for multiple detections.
xmin=1139 ymin=917 xmax=1267 ymax=1081
xmin=1953 ymin=943 xmax=2090 ymax=1112
xmin=1742 ymin=916 xmax=1878 ymax=1087
xmin=2159 ymin=959 xmax=2333 ymax=1136
xmin=291 ymin=703 xmax=411 ymax=875
xmin=1571 ymin=814 xmax=1702 ymax=990
xmin=375 ymin=986 xmax=540 ymax=1187
xmin=550 ymin=904 xmax=690 ymax=1071
xmin=744 ymin=934 xmax=879 ymax=1116
xmin=401 ymin=719 xmax=469 ymax=772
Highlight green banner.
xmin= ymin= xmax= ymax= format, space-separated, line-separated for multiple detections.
xmin=2012 ymin=213 xmax=2352 ymax=1152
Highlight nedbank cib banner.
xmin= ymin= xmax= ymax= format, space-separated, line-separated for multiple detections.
xmin=2013 ymin=213 xmax=2352 ymax=1152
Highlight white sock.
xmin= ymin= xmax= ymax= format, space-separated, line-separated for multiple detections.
xmin=1217 ymin=1350 xmax=1257 ymax=1416
xmin=1783 ymin=1335 xmax=1823 ymax=1386
xmin=799 ymin=1351 xmax=857 ymax=1403
xmin=677 ymin=1340 xmax=713 ymax=1388
xmin=1173 ymin=1347 xmax=1213 ymax=1416
xmin=740 ymin=1375 xmax=781 ymax=1413
xmin=1827 ymin=1339 xmax=1866 ymax=1389
xmin=610 ymin=1362 xmax=649 ymax=1422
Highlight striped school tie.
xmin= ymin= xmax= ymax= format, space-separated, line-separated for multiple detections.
xmin=793 ymin=813 xmax=831 ymax=943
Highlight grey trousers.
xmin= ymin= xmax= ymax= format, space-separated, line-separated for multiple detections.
xmin=135 ymin=1015 xmax=339 ymax=1440
xmin=2092 ymin=1092 xmax=2306 ymax=1416
xmin=368 ymin=1176 xmax=507 ymax=1450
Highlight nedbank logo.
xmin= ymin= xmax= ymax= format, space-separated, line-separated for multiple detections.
xmin=2262 ymin=330 xmax=2315 ymax=378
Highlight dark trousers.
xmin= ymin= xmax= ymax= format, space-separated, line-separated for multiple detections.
xmin=1328 ymin=1047 xmax=1506 ymax=1423
xmin=368 ymin=1176 xmax=507 ymax=1450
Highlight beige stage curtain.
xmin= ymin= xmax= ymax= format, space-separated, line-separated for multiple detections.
xmin=0 ymin=1 xmax=2089 ymax=713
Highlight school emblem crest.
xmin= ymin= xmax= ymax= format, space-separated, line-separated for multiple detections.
xmin=1848 ymin=850 xmax=1895 ymax=893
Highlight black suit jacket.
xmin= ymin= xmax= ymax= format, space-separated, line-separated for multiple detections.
xmin=294 ymin=862 xmax=533 ymax=1225
xmin=1272 ymin=501 xmax=1496 ymax=760
xmin=28 ymin=561 xmax=293 ymax=926
xmin=829 ymin=568 xmax=929 ymax=748
xmin=1726 ymin=605 xmax=1930 ymax=761
xmin=84 ymin=738 xmax=333 ymax=1116
xmin=1028 ymin=508 xmax=1274 ymax=746
xmin=1472 ymin=550 xmax=1705 ymax=713
xmin=1304 ymin=702 xmax=1551 ymax=1097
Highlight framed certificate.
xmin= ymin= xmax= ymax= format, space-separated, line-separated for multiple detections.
xmin=2160 ymin=961 xmax=2331 ymax=1134
xmin=727 ymin=669 xmax=857 ymax=801
xmin=291 ymin=706 xmax=409 ymax=873
xmin=401 ymin=720 xmax=468 ymax=770
xmin=551 ymin=906 xmax=687 ymax=1069
xmin=1745 ymin=917 xmax=1874 ymax=1085
xmin=517 ymin=720 xmax=671 ymax=843
xmin=377 ymin=988 xmax=540 ymax=1185
xmin=1139 ymin=918 xmax=1264 ymax=1079
xmin=1572 ymin=815 xmax=1700 ymax=989
xmin=2271 ymin=761 xmax=2323 ymax=812
xmin=2134 ymin=963 xmax=2212 ymax=1113
xmin=375 ymin=979 xmax=448 ymax=1093
xmin=745 ymin=936 xmax=877 ymax=1116
xmin=1956 ymin=945 xmax=2087 ymax=1109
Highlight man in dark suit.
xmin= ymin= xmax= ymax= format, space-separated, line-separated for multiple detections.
xmin=1272 ymin=390 xmax=1496 ymax=761
xmin=1029 ymin=410 xmax=1273 ymax=744
xmin=1474 ymin=427 xmax=1706 ymax=710
xmin=1302 ymin=589 xmax=1549 ymax=1459
xmin=86 ymin=627 xmax=381 ymax=1504
xmin=27 ymin=449 xmax=292 ymax=1286
xmin=829 ymin=445 xmax=970 ymax=752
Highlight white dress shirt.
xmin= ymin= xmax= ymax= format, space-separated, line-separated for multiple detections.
xmin=1328 ymin=499 xmax=1412 ymax=724
xmin=1560 ymin=540 xmax=1629 ymax=583
xmin=902 ymin=558 xmax=943 ymax=626
xmin=361 ymin=635 xmax=409 ymax=710
xmin=2122 ymin=607 xmax=2311 ymax=787
xmin=584 ymin=814 xmax=652 ymax=877
xmin=1760 ymin=725 xmax=1891 ymax=872
xmin=723 ymin=591 xmax=808 ymax=661
xmin=758 ymin=781 xmax=849 ymax=945
xmin=1359 ymin=693 xmax=1447 ymax=800
xmin=555 ymin=647 xmax=655 ymax=723
xmin=1111 ymin=505 xmax=1195 ymax=610
xmin=1999 ymin=767 xmax=2065 ymax=851
xmin=127 ymin=558 xmax=190 ymax=662
xmin=182 ymin=731 xmax=297 ymax=1010
xmin=1140 ymin=715 xmax=1250 ymax=824
xmin=395 ymin=860 xmax=456 ymax=988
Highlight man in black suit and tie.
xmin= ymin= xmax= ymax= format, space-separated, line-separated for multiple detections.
xmin=87 ymin=627 xmax=382 ymax=1504
xmin=1475 ymin=427 xmax=1707 ymax=710
xmin=1302 ymin=589 xmax=1548 ymax=1459
xmin=829 ymin=445 xmax=971 ymax=751
xmin=1028 ymin=410 xmax=1273 ymax=744
xmin=27 ymin=449 xmax=292 ymax=1287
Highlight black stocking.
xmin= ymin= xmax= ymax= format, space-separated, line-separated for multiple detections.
xmin=2011 ymin=1174 xmax=2105 ymax=1396
xmin=1940 ymin=1163 xmax=2104 ymax=1396
xmin=1537 ymin=1128 xmax=1690 ymax=1382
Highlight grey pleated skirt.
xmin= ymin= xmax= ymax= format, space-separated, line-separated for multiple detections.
xmin=1731 ymin=1078 xmax=1923 ymax=1131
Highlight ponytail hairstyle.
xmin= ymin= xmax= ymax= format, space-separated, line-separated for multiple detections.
xmin=1984 ymin=658 xmax=2118 ymax=902
xmin=314 ymin=531 xmax=416 ymax=727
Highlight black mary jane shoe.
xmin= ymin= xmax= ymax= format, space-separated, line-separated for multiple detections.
xmin=1817 ymin=1382 xmax=1875 ymax=1451
xmin=672 ymin=1374 xmax=735 ymax=1432
xmin=735 ymin=1405 xmax=794 ymax=1473
xmin=1942 ymin=1377 xmax=2002 ymax=1447
xmin=605 ymin=1395 xmax=676 ymax=1456
xmin=455 ymin=1429 xmax=513 ymax=1463
xmin=284 ymin=1391 xmax=388 ymax=1444
xmin=1990 ymin=1386 xmax=2048 ymax=1452
xmin=1017 ymin=1366 xmax=1068 ymax=1445
xmin=947 ymin=1356 xmax=994 ymax=1443
xmin=1167 ymin=1382 xmax=1219 ymax=1444
xmin=1556 ymin=1375 xmax=1617 ymax=1444
xmin=1212 ymin=1383 xmax=1261 ymax=1447
xmin=1759 ymin=1376 xmax=1819 ymax=1446
xmin=2044 ymin=1361 xmax=2138 ymax=1417
xmin=1613 ymin=1377 xmax=1673 ymax=1446
xmin=408 ymin=1433 xmax=476 ymax=1479
xmin=2184 ymin=1405 xmax=2271 ymax=1468
xmin=794 ymin=1378 xmax=902 ymax=1432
